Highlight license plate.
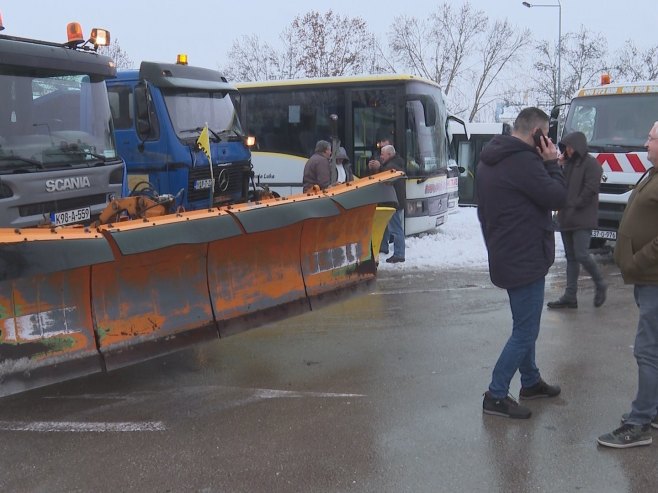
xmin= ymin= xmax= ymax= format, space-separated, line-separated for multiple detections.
xmin=435 ymin=215 xmax=445 ymax=227
xmin=592 ymin=229 xmax=616 ymax=240
xmin=50 ymin=207 xmax=91 ymax=226
xmin=194 ymin=179 xmax=213 ymax=190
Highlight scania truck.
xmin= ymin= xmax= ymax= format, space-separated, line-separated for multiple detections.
xmin=549 ymin=76 xmax=658 ymax=247
xmin=106 ymin=57 xmax=253 ymax=209
xmin=0 ymin=18 xmax=124 ymax=228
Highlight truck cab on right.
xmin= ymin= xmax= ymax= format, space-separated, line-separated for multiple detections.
xmin=550 ymin=77 xmax=658 ymax=248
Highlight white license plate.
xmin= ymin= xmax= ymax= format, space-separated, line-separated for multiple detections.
xmin=435 ymin=215 xmax=445 ymax=227
xmin=50 ymin=207 xmax=91 ymax=226
xmin=592 ymin=229 xmax=616 ymax=240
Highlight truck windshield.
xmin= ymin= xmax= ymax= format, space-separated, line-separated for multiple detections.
xmin=564 ymin=93 xmax=658 ymax=149
xmin=163 ymin=90 xmax=244 ymax=140
xmin=0 ymin=72 xmax=118 ymax=172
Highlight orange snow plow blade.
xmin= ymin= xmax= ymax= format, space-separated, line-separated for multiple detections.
xmin=0 ymin=172 xmax=401 ymax=396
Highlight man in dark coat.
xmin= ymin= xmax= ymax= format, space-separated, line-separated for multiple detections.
xmin=477 ymin=107 xmax=567 ymax=419
xmin=547 ymin=131 xmax=607 ymax=309
xmin=302 ymin=140 xmax=336 ymax=192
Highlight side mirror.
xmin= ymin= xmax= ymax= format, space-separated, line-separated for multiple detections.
xmin=134 ymin=83 xmax=152 ymax=139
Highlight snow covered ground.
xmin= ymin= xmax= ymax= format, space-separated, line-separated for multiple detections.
xmin=378 ymin=206 xmax=566 ymax=271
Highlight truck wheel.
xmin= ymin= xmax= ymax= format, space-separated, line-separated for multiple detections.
xmin=589 ymin=237 xmax=606 ymax=249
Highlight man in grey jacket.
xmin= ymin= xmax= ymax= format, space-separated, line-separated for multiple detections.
xmin=547 ymin=131 xmax=607 ymax=309
xmin=302 ymin=140 xmax=336 ymax=192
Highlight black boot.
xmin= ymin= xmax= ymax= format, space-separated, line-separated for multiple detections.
xmin=547 ymin=297 xmax=578 ymax=309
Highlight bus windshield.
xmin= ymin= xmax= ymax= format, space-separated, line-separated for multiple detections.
xmin=564 ymin=93 xmax=658 ymax=150
xmin=163 ymin=90 xmax=244 ymax=141
xmin=0 ymin=72 xmax=117 ymax=172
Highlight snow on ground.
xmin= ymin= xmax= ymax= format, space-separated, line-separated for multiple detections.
xmin=378 ymin=206 xmax=566 ymax=271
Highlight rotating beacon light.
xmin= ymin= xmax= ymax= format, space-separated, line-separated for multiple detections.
xmin=66 ymin=22 xmax=111 ymax=51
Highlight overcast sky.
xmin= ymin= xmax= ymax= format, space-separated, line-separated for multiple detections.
xmin=3 ymin=1 xmax=655 ymax=73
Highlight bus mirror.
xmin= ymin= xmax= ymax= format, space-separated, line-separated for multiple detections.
xmin=548 ymin=106 xmax=560 ymax=142
xmin=550 ymin=106 xmax=560 ymax=120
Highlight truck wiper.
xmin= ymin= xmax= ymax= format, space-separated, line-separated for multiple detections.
xmin=210 ymin=128 xmax=243 ymax=142
xmin=590 ymin=143 xmax=647 ymax=152
xmin=0 ymin=155 xmax=45 ymax=170
xmin=48 ymin=143 xmax=108 ymax=163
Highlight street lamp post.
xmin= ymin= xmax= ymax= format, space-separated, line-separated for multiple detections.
xmin=522 ymin=1 xmax=562 ymax=105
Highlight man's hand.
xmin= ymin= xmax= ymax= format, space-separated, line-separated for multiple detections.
xmin=537 ymin=136 xmax=558 ymax=161
xmin=368 ymin=159 xmax=381 ymax=172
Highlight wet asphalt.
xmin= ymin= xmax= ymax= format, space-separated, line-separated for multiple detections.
xmin=1 ymin=253 xmax=657 ymax=493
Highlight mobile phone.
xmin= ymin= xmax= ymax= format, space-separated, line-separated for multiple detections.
xmin=533 ymin=128 xmax=547 ymax=148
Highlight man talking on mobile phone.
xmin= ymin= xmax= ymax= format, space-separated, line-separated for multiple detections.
xmin=476 ymin=107 xmax=567 ymax=419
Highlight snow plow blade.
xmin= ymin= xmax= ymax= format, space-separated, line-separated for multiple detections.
xmin=0 ymin=172 xmax=400 ymax=397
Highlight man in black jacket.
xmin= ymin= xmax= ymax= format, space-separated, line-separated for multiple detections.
xmin=547 ymin=131 xmax=607 ymax=309
xmin=477 ymin=107 xmax=567 ymax=419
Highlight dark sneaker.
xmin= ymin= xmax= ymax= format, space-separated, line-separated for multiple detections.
xmin=385 ymin=256 xmax=405 ymax=264
xmin=483 ymin=391 xmax=531 ymax=419
xmin=547 ymin=297 xmax=578 ymax=309
xmin=597 ymin=423 xmax=652 ymax=448
xmin=519 ymin=379 xmax=561 ymax=400
xmin=621 ymin=413 xmax=658 ymax=430
xmin=594 ymin=283 xmax=607 ymax=308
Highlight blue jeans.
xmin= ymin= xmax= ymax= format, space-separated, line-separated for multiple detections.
xmin=561 ymin=229 xmax=605 ymax=300
xmin=489 ymin=277 xmax=545 ymax=398
xmin=380 ymin=209 xmax=405 ymax=258
xmin=627 ymin=285 xmax=658 ymax=426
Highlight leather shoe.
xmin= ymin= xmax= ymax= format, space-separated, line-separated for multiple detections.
xmin=594 ymin=283 xmax=607 ymax=308
xmin=547 ymin=298 xmax=577 ymax=309
xmin=385 ymin=255 xmax=405 ymax=264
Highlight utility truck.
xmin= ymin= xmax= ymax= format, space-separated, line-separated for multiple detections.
xmin=106 ymin=56 xmax=253 ymax=210
xmin=0 ymin=18 xmax=124 ymax=228
xmin=549 ymin=76 xmax=658 ymax=247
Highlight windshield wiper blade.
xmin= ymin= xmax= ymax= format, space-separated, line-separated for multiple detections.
xmin=179 ymin=127 xmax=204 ymax=134
xmin=210 ymin=128 xmax=243 ymax=142
xmin=590 ymin=143 xmax=647 ymax=152
xmin=50 ymin=144 xmax=108 ymax=162
xmin=0 ymin=155 xmax=45 ymax=169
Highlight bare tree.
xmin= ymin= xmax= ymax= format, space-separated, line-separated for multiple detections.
xmin=286 ymin=10 xmax=380 ymax=77
xmin=561 ymin=27 xmax=607 ymax=98
xmin=467 ymin=20 xmax=530 ymax=122
xmin=221 ymin=35 xmax=281 ymax=82
xmin=224 ymin=10 xmax=382 ymax=81
xmin=533 ymin=26 xmax=607 ymax=105
xmin=98 ymin=38 xmax=133 ymax=69
xmin=388 ymin=2 xmax=486 ymax=95
xmin=611 ymin=40 xmax=658 ymax=81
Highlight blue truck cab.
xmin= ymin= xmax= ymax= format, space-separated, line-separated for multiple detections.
xmin=106 ymin=58 xmax=252 ymax=209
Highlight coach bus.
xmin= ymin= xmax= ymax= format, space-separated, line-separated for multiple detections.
xmin=236 ymin=75 xmax=460 ymax=235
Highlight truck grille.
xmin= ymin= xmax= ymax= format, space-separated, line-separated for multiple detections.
xmin=187 ymin=163 xmax=250 ymax=204
xmin=19 ymin=194 xmax=108 ymax=217
xmin=600 ymin=183 xmax=635 ymax=195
